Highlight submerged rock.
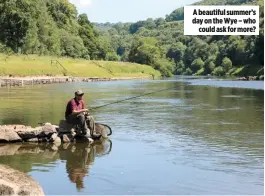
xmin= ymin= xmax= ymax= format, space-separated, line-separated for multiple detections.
xmin=49 ymin=133 xmax=58 ymax=143
xmin=27 ymin=138 xmax=39 ymax=143
xmin=62 ymin=134 xmax=71 ymax=143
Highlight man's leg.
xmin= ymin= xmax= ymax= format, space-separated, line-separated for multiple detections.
xmin=66 ymin=115 xmax=81 ymax=134
xmin=77 ymin=113 xmax=90 ymax=136
xmin=66 ymin=114 xmax=86 ymax=135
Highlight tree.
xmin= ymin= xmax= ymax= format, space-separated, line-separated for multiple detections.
xmin=166 ymin=42 xmax=186 ymax=63
xmin=128 ymin=37 xmax=160 ymax=66
xmin=0 ymin=1 xmax=29 ymax=52
xmin=191 ymin=58 xmax=204 ymax=73
xmin=221 ymin=57 xmax=232 ymax=72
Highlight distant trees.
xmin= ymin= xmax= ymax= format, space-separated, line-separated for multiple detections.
xmin=0 ymin=0 xmax=263 ymax=77
xmin=96 ymin=0 xmax=263 ymax=77
xmin=0 ymin=0 xmax=105 ymax=59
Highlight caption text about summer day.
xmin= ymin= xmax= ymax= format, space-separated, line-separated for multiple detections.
xmin=184 ymin=6 xmax=259 ymax=35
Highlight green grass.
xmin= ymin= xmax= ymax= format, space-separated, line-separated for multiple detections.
xmin=0 ymin=54 xmax=161 ymax=78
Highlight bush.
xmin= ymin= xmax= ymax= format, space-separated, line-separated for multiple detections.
xmin=204 ymin=61 xmax=215 ymax=74
xmin=106 ymin=53 xmax=120 ymax=61
xmin=191 ymin=58 xmax=204 ymax=72
xmin=212 ymin=66 xmax=225 ymax=76
xmin=153 ymin=58 xmax=175 ymax=77
xmin=195 ymin=68 xmax=204 ymax=75
xmin=83 ymin=54 xmax=90 ymax=60
xmin=184 ymin=67 xmax=192 ymax=75
xmin=221 ymin=57 xmax=232 ymax=72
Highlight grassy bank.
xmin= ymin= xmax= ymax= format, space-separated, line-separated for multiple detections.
xmin=0 ymin=54 xmax=161 ymax=78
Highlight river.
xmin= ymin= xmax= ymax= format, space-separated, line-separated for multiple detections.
xmin=0 ymin=76 xmax=263 ymax=195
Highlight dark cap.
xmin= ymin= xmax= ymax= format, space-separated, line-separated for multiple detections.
xmin=75 ymin=89 xmax=84 ymax=96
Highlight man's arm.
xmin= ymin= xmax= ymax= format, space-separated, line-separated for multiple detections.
xmin=72 ymin=108 xmax=88 ymax=115
xmin=70 ymin=100 xmax=88 ymax=115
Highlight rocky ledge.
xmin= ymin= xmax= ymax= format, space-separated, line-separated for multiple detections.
xmin=0 ymin=120 xmax=111 ymax=144
xmin=0 ymin=76 xmax=116 ymax=87
xmin=0 ymin=164 xmax=44 ymax=196
xmin=0 ymin=75 xmax=151 ymax=87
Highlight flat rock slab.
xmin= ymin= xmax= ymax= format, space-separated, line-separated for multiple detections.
xmin=0 ymin=124 xmax=57 ymax=142
xmin=0 ymin=129 xmax=22 ymax=142
xmin=0 ymin=164 xmax=44 ymax=195
xmin=58 ymin=120 xmax=75 ymax=133
xmin=16 ymin=125 xmax=57 ymax=140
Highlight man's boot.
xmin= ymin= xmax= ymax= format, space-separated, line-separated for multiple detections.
xmin=83 ymin=128 xmax=91 ymax=139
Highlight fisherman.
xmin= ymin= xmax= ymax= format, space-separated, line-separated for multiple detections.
xmin=65 ymin=89 xmax=95 ymax=137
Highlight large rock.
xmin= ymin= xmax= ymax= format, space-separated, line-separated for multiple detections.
xmin=39 ymin=125 xmax=57 ymax=138
xmin=16 ymin=127 xmax=42 ymax=140
xmin=0 ymin=164 xmax=45 ymax=195
xmin=16 ymin=125 xmax=57 ymax=140
xmin=0 ymin=128 xmax=22 ymax=142
xmin=58 ymin=120 xmax=76 ymax=133
xmin=49 ymin=133 xmax=58 ymax=143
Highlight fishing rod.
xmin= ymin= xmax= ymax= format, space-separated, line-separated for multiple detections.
xmin=88 ymin=86 xmax=176 ymax=111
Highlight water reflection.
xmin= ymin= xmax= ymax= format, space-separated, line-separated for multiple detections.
xmin=59 ymin=140 xmax=112 ymax=190
xmin=0 ymin=139 xmax=112 ymax=191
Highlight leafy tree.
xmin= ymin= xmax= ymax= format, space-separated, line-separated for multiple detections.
xmin=165 ymin=7 xmax=184 ymax=22
xmin=212 ymin=66 xmax=225 ymax=76
xmin=221 ymin=57 xmax=233 ymax=72
xmin=166 ymin=42 xmax=186 ymax=63
xmin=191 ymin=58 xmax=204 ymax=73
xmin=128 ymin=37 xmax=160 ymax=65
xmin=205 ymin=61 xmax=215 ymax=74
xmin=184 ymin=67 xmax=192 ymax=75
xmin=0 ymin=0 xmax=29 ymax=52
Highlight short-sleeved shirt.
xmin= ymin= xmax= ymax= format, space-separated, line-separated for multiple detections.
xmin=65 ymin=98 xmax=85 ymax=119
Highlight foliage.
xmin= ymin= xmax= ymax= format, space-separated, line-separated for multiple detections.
xmin=0 ymin=0 xmax=263 ymax=77
xmin=212 ymin=66 xmax=225 ymax=76
xmin=95 ymin=0 xmax=263 ymax=77
xmin=221 ymin=57 xmax=233 ymax=73
xmin=0 ymin=0 xmax=104 ymax=60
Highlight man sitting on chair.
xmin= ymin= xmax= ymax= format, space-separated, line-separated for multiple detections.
xmin=65 ymin=89 xmax=92 ymax=137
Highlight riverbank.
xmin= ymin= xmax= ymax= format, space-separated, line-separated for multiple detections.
xmin=0 ymin=75 xmax=154 ymax=87
xmin=0 ymin=54 xmax=160 ymax=79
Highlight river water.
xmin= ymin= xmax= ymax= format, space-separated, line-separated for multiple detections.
xmin=0 ymin=76 xmax=263 ymax=195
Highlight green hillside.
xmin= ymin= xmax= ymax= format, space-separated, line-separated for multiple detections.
xmin=166 ymin=0 xmax=255 ymax=22
xmin=0 ymin=0 xmax=263 ymax=78
xmin=94 ymin=0 xmax=264 ymax=78
xmin=0 ymin=54 xmax=160 ymax=78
